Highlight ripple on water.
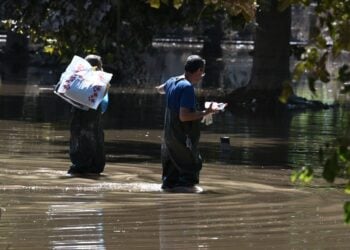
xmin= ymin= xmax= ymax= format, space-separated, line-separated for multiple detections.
xmin=1 ymin=108 xmax=350 ymax=249
xmin=0 ymin=182 xmax=163 ymax=193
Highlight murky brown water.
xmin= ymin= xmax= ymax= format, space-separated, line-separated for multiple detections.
xmin=0 ymin=114 xmax=350 ymax=250
xmin=1 ymin=85 xmax=350 ymax=249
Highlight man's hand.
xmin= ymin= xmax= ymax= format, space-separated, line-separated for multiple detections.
xmin=155 ymin=84 xmax=165 ymax=94
xmin=205 ymin=102 xmax=216 ymax=115
xmin=179 ymin=103 xmax=227 ymax=122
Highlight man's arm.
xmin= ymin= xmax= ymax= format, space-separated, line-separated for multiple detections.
xmin=155 ymin=83 xmax=166 ymax=94
xmin=179 ymin=103 xmax=216 ymax=122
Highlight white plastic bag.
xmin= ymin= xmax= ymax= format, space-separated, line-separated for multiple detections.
xmin=54 ymin=56 xmax=113 ymax=110
xmin=204 ymin=101 xmax=226 ymax=111
xmin=201 ymin=101 xmax=227 ymax=126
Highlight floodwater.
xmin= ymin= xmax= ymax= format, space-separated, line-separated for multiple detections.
xmin=1 ymin=84 xmax=350 ymax=249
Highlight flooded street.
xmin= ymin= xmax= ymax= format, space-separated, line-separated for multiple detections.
xmin=1 ymin=85 xmax=350 ymax=249
xmin=1 ymin=4 xmax=349 ymax=248
xmin=1 ymin=156 xmax=348 ymax=249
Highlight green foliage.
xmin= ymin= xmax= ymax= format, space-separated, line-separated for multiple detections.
xmin=148 ymin=0 xmax=256 ymax=21
xmin=2 ymin=1 xmax=148 ymax=66
xmin=293 ymin=47 xmax=330 ymax=93
xmin=296 ymin=1 xmax=350 ymax=224
xmin=345 ymin=182 xmax=350 ymax=195
xmin=291 ymin=166 xmax=313 ymax=184
xmin=344 ymin=201 xmax=350 ymax=223
xmin=294 ymin=135 xmax=350 ymax=223
xmin=0 ymin=0 xmax=254 ymax=84
xmin=318 ymin=137 xmax=350 ymax=223
xmin=287 ymin=0 xmax=350 ymax=100
xmin=148 ymin=0 xmax=184 ymax=9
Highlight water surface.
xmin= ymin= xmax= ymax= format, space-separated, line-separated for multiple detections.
xmin=0 ymin=85 xmax=349 ymax=249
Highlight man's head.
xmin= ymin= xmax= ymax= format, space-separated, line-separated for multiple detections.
xmin=85 ymin=54 xmax=103 ymax=70
xmin=184 ymin=55 xmax=205 ymax=84
xmin=185 ymin=55 xmax=205 ymax=73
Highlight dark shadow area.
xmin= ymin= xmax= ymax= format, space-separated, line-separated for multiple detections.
xmin=58 ymin=173 xmax=111 ymax=181
xmin=40 ymin=133 xmax=294 ymax=168
xmin=1 ymin=91 xmax=347 ymax=170
xmin=201 ymin=142 xmax=293 ymax=169
xmin=105 ymin=140 xmax=161 ymax=163
xmin=0 ymin=92 xmax=165 ymax=129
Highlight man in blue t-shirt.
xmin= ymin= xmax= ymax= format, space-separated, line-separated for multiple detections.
xmin=156 ymin=55 xmax=219 ymax=192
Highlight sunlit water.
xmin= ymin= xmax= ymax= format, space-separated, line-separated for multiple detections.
xmin=1 ymin=85 xmax=350 ymax=249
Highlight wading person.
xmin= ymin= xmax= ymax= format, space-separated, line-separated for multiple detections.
xmin=67 ymin=54 xmax=109 ymax=175
xmin=156 ymin=55 xmax=220 ymax=192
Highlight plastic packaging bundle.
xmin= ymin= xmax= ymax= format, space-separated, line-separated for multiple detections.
xmin=54 ymin=56 xmax=113 ymax=110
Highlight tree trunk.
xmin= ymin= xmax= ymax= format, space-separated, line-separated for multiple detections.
xmin=250 ymin=0 xmax=291 ymax=91
xmin=200 ymin=13 xmax=224 ymax=89
xmin=227 ymin=0 xmax=291 ymax=111
xmin=2 ymin=31 xmax=29 ymax=84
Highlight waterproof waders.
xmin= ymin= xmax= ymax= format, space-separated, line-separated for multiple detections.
xmin=68 ymin=107 xmax=105 ymax=174
xmin=161 ymin=107 xmax=202 ymax=188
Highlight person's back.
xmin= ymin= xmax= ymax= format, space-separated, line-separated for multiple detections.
xmin=164 ymin=75 xmax=196 ymax=114
xmin=68 ymin=54 xmax=107 ymax=175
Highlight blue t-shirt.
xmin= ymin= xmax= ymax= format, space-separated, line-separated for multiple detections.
xmin=100 ymin=93 xmax=109 ymax=113
xmin=164 ymin=76 xmax=196 ymax=113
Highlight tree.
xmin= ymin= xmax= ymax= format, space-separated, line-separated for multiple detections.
xmin=227 ymin=0 xmax=292 ymax=112
xmin=0 ymin=0 xmax=193 ymax=84
xmin=0 ymin=0 xmax=254 ymax=85
xmin=149 ymin=0 xmax=255 ymax=89
xmin=251 ymin=0 xmax=291 ymax=91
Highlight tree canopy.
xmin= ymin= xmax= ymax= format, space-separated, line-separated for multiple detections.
xmin=1 ymin=0 xmax=348 ymax=86
xmin=0 ymin=0 xmax=254 ymax=83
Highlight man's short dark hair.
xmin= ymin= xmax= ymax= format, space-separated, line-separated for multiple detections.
xmin=85 ymin=54 xmax=102 ymax=70
xmin=184 ymin=55 xmax=205 ymax=73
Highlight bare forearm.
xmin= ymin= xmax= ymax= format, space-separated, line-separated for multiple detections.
xmin=179 ymin=109 xmax=208 ymax=122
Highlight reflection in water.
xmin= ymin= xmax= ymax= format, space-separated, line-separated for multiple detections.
xmin=158 ymin=199 xmax=203 ymax=250
xmin=0 ymin=87 xmax=347 ymax=170
xmin=48 ymin=203 xmax=106 ymax=250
